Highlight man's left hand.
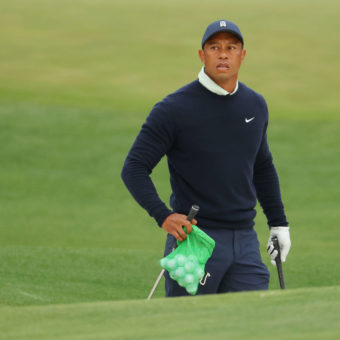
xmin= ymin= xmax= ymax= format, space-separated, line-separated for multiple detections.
xmin=267 ymin=226 xmax=291 ymax=266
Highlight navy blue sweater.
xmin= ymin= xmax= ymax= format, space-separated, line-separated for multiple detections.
xmin=121 ymin=80 xmax=288 ymax=229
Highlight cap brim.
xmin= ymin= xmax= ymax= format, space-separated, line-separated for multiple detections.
xmin=202 ymin=29 xmax=244 ymax=48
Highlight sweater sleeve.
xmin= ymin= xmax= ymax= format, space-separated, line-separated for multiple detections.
xmin=121 ymin=101 xmax=175 ymax=227
xmin=253 ymin=100 xmax=288 ymax=227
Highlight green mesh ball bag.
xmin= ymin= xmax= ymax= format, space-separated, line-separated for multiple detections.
xmin=159 ymin=225 xmax=215 ymax=295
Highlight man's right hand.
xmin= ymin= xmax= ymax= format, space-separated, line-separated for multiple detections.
xmin=161 ymin=213 xmax=197 ymax=241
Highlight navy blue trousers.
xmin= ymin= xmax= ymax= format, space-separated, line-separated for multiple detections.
xmin=164 ymin=227 xmax=270 ymax=297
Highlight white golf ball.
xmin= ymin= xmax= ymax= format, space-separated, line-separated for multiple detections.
xmin=184 ymin=274 xmax=195 ymax=285
xmin=174 ymin=267 xmax=185 ymax=279
xmin=175 ymin=254 xmax=186 ymax=266
xmin=184 ymin=261 xmax=195 ymax=273
xmin=195 ymin=267 xmax=204 ymax=279
xmin=178 ymin=278 xmax=186 ymax=287
xmin=170 ymin=270 xmax=177 ymax=280
xmin=160 ymin=258 xmax=168 ymax=268
xmin=186 ymin=284 xmax=197 ymax=295
xmin=167 ymin=259 xmax=176 ymax=270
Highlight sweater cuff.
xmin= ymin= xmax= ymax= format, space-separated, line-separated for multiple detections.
xmin=154 ymin=208 xmax=175 ymax=227
xmin=265 ymin=207 xmax=288 ymax=228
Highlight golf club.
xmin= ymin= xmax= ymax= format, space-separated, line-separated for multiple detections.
xmin=272 ymin=236 xmax=286 ymax=289
xmin=147 ymin=204 xmax=200 ymax=300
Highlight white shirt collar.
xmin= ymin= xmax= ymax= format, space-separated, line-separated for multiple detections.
xmin=198 ymin=66 xmax=238 ymax=96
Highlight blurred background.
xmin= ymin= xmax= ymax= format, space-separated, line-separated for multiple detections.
xmin=0 ymin=0 xmax=339 ymax=304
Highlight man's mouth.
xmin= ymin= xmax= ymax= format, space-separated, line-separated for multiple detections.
xmin=216 ymin=63 xmax=231 ymax=71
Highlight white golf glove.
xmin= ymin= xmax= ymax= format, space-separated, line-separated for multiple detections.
xmin=267 ymin=226 xmax=291 ymax=266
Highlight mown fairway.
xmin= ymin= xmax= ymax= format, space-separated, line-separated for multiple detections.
xmin=0 ymin=0 xmax=339 ymax=338
xmin=1 ymin=286 xmax=340 ymax=340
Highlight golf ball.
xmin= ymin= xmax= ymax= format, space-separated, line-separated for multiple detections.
xmin=166 ymin=259 xmax=176 ymax=270
xmin=186 ymin=284 xmax=197 ymax=295
xmin=159 ymin=258 xmax=168 ymax=268
xmin=175 ymin=254 xmax=186 ymax=266
xmin=178 ymin=278 xmax=186 ymax=287
xmin=195 ymin=267 xmax=204 ymax=279
xmin=174 ymin=267 xmax=185 ymax=279
xmin=170 ymin=270 xmax=177 ymax=280
xmin=184 ymin=261 xmax=195 ymax=273
xmin=184 ymin=274 xmax=195 ymax=284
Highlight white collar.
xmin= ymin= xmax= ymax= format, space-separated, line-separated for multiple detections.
xmin=198 ymin=66 xmax=238 ymax=96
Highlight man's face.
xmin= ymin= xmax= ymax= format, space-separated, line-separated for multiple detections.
xmin=198 ymin=32 xmax=246 ymax=87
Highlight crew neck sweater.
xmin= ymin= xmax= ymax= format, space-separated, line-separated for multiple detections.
xmin=121 ymin=79 xmax=288 ymax=229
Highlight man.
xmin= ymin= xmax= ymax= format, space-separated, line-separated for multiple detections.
xmin=121 ymin=20 xmax=291 ymax=296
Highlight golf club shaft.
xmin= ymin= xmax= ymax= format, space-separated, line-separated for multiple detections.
xmin=147 ymin=269 xmax=165 ymax=300
xmin=272 ymin=236 xmax=286 ymax=289
xmin=147 ymin=204 xmax=200 ymax=300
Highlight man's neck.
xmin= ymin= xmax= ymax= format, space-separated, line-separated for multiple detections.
xmin=207 ymin=72 xmax=238 ymax=93
xmin=198 ymin=67 xmax=239 ymax=96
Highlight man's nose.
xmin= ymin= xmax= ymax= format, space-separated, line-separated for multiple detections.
xmin=219 ymin=48 xmax=229 ymax=59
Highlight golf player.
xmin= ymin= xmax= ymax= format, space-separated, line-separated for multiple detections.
xmin=121 ymin=20 xmax=291 ymax=296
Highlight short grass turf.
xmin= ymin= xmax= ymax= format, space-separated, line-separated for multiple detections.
xmin=1 ymin=0 xmax=340 ymax=330
xmin=1 ymin=286 xmax=340 ymax=340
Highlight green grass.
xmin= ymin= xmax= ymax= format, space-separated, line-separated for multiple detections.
xmin=0 ymin=0 xmax=340 ymax=338
xmin=1 ymin=286 xmax=339 ymax=339
xmin=1 ymin=0 xmax=339 ymax=116
xmin=1 ymin=107 xmax=339 ymax=305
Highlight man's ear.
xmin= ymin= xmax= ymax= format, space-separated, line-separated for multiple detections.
xmin=241 ymin=48 xmax=247 ymax=63
xmin=198 ymin=49 xmax=205 ymax=64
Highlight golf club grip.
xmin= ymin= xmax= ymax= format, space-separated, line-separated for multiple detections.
xmin=187 ymin=204 xmax=200 ymax=222
xmin=272 ymin=236 xmax=286 ymax=289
